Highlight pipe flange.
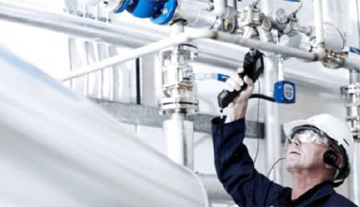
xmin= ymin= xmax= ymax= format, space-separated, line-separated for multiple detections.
xmin=160 ymin=97 xmax=199 ymax=113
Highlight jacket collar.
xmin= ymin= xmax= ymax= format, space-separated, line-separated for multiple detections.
xmin=278 ymin=181 xmax=335 ymax=207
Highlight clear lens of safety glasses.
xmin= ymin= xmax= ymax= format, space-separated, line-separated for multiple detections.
xmin=287 ymin=127 xmax=330 ymax=146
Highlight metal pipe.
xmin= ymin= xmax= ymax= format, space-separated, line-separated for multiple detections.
xmin=350 ymin=70 xmax=360 ymax=84
xmin=351 ymin=141 xmax=360 ymax=206
xmin=0 ymin=1 xmax=158 ymax=47
xmin=163 ymin=113 xmax=194 ymax=169
xmin=313 ymin=0 xmax=326 ymax=58
xmin=213 ymin=0 xmax=234 ymax=19
xmin=0 ymin=45 xmax=209 ymax=207
xmin=161 ymin=20 xmax=195 ymax=169
xmin=214 ymin=0 xmax=226 ymax=16
xmin=344 ymin=55 xmax=360 ymax=72
xmin=263 ymin=57 xmax=283 ymax=184
xmin=59 ymin=29 xmax=215 ymax=81
xmin=215 ymin=32 xmax=321 ymax=61
xmin=196 ymin=174 xmax=233 ymax=204
xmin=62 ymin=29 xmax=328 ymax=81
xmin=0 ymin=2 xmax=325 ymax=67
xmin=348 ymin=52 xmax=360 ymax=205
xmin=174 ymin=0 xmax=218 ymax=28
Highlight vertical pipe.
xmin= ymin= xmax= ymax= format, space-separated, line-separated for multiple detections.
xmin=313 ymin=0 xmax=326 ymax=58
xmin=349 ymin=69 xmax=360 ymax=205
xmin=263 ymin=57 xmax=282 ymax=184
xmin=260 ymin=0 xmax=274 ymax=15
xmin=214 ymin=0 xmax=227 ymax=17
xmin=350 ymin=70 xmax=360 ymax=85
xmin=163 ymin=113 xmax=194 ymax=169
xmin=314 ymin=0 xmax=325 ymax=46
xmin=351 ymin=141 xmax=360 ymax=206
xmin=357 ymin=0 xmax=360 ymax=48
xmin=162 ymin=20 xmax=194 ymax=170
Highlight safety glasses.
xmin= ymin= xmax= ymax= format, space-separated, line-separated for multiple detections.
xmin=287 ymin=126 xmax=330 ymax=146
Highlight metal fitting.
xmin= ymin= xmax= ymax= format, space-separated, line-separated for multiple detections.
xmin=342 ymin=83 xmax=360 ymax=138
xmin=323 ymin=50 xmax=348 ymax=69
xmin=159 ymin=44 xmax=199 ymax=114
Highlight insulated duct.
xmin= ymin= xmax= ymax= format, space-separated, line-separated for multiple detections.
xmin=0 ymin=45 xmax=209 ymax=207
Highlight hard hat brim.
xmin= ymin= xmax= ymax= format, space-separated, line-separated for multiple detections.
xmin=283 ymin=120 xmax=316 ymax=138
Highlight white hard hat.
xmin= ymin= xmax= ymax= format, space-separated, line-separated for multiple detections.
xmin=283 ymin=114 xmax=354 ymax=178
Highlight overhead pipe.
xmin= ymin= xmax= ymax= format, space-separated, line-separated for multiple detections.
xmin=173 ymin=0 xmax=218 ymax=28
xmin=0 ymin=1 xmax=163 ymax=47
xmin=59 ymin=29 xmax=216 ymax=81
xmin=60 ymin=30 xmax=327 ymax=81
xmin=0 ymin=2 xmax=325 ymax=71
xmin=215 ymin=32 xmax=321 ymax=61
xmin=0 ymin=45 xmax=210 ymax=207
xmin=0 ymin=1 xmax=240 ymax=69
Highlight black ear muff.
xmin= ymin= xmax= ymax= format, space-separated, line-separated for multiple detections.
xmin=323 ymin=150 xmax=338 ymax=166
xmin=323 ymin=150 xmax=346 ymax=187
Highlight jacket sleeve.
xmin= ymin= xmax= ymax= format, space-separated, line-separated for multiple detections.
xmin=212 ymin=117 xmax=285 ymax=207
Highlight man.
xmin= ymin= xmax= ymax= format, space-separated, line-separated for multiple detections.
xmin=212 ymin=68 xmax=357 ymax=207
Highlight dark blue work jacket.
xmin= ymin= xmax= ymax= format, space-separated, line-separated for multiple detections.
xmin=212 ymin=117 xmax=357 ymax=207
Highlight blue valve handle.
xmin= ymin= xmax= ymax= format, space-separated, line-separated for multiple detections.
xmin=217 ymin=50 xmax=264 ymax=109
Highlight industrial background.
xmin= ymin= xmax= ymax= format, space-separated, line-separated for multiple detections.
xmin=0 ymin=0 xmax=360 ymax=206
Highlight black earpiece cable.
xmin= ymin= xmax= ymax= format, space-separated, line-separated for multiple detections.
xmin=267 ymin=158 xmax=286 ymax=178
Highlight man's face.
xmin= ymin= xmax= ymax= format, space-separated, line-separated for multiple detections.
xmin=285 ymin=129 xmax=331 ymax=173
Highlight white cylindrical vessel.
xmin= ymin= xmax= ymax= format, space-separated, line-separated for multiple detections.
xmin=0 ymin=45 xmax=208 ymax=207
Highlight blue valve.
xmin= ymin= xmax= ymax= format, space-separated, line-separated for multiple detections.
xmin=151 ymin=0 xmax=178 ymax=25
xmin=274 ymin=81 xmax=296 ymax=104
xmin=114 ymin=0 xmax=178 ymax=25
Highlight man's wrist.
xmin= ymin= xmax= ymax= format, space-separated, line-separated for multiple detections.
xmin=225 ymin=101 xmax=248 ymax=123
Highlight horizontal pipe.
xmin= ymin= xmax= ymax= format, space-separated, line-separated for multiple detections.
xmin=0 ymin=1 xmax=325 ymax=70
xmin=59 ymin=29 xmax=215 ymax=81
xmin=61 ymin=28 xmax=324 ymax=81
xmin=215 ymin=32 xmax=320 ymax=61
xmin=0 ymin=44 xmax=209 ymax=207
xmin=0 ymin=1 xmax=156 ymax=47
